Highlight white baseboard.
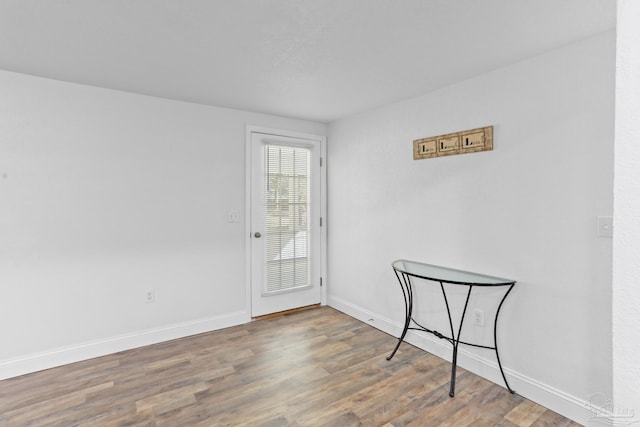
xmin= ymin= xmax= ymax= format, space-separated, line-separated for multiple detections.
xmin=328 ymin=295 xmax=613 ymax=427
xmin=0 ymin=310 xmax=250 ymax=381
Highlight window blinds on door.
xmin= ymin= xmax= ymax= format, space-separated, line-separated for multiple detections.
xmin=263 ymin=145 xmax=311 ymax=294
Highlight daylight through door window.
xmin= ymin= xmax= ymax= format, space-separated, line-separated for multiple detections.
xmin=263 ymin=145 xmax=311 ymax=294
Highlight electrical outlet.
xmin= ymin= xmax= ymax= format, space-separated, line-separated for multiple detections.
xmin=597 ymin=216 xmax=613 ymax=237
xmin=473 ymin=309 xmax=484 ymax=327
xmin=145 ymin=289 xmax=155 ymax=303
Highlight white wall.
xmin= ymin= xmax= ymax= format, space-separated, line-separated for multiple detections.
xmin=613 ymin=0 xmax=640 ymax=417
xmin=327 ymin=31 xmax=615 ymax=424
xmin=0 ymin=70 xmax=326 ymax=379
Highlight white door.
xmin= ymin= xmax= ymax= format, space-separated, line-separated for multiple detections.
xmin=249 ymin=130 xmax=324 ymax=317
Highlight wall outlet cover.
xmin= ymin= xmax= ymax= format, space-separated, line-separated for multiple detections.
xmin=597 ymin=216 xmax=613 ymax=237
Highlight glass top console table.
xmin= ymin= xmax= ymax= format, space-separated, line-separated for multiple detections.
xmin=387 ymin=259 xmax=517 ymax=397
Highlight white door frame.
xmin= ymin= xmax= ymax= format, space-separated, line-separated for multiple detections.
xmin=245 ymin=126 xmax=327 ymax=317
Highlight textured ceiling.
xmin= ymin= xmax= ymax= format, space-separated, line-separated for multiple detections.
xmin=0 ymin=0 xmax=616 ymax=122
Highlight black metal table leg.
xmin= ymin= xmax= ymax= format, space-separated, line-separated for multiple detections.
xmin=387 ymin=271 xmax=413 ymax=360
xmin=494 ymin=284 xmax=516 ymax=394
xmin=441 ymin=283 xmax=473 ymax=397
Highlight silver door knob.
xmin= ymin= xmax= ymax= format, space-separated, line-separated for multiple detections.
xmin=254 ymin=232 xmax=262 ymax=238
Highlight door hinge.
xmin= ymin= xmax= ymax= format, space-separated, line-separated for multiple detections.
xmin=320 ymin=277 xmax=323 ymax=287
xmin=320 ymin=217 xmax=323 ymax=227
xmin=320 ymin=157 xmax=323 ymax=167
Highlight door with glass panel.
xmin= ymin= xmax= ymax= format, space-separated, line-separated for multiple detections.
xmin=250 ymin=131 xmax=322 ymax=317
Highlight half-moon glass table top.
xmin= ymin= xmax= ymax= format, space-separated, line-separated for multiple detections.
xmin=392 ymin=259 xmax=515 ymax=286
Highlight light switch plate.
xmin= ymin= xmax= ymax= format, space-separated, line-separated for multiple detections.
xmin=227 ymin=210 xmax=240 ymax=223
xmin=597 ymin=216 xmax=613 ymax=237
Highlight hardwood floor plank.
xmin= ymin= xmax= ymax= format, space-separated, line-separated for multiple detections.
xmin=396 ymin=372 xmax=493 ymax=426
xmin=0 ymin=307 xmax=578 ymax=426
xmin=530 ymin=410 xmax=584 ymax=427
xmin=504 ymin=399 xmax=550 ymax=426
xmin=358 ymin=356 xmax=466 ymax=425
xmin=434 ymin=384 xmax=515 ymax=426
xmin=135 ymin=382 xmax=208 ymax=413
xmin=0 ymin=382 xmax=114 ymax=427
xmin=341 ymin=355 xmax=452 ymax=425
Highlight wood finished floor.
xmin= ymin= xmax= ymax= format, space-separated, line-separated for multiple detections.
xmin=0 ymin=307 xmax=580 ymax=427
